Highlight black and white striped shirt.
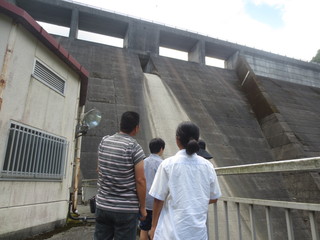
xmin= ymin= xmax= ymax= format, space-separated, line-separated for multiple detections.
xmin=96 ymin=132 xmax=145 ymax=213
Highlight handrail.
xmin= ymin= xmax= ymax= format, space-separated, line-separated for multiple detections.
xmin=215 ymin=156 xmax=320 ymax=175
xmin=212 ymin=156 xmax=320 ymax=240
xmin=220 ymin=196 xmax=320 ymax=212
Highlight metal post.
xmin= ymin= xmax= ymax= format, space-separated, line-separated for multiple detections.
xmin=214 ymin=202 xmax=219 ymax=240
xmin=265 ymin=206 xmax=273 ymax=240
xmin=224 ymin=201 xmax=230 ymax=240
xmin=309 ymin=211 xmax=319 ymax=240
xmin=236 ymin=202 xmax=242 ymax=240
xmin=249 ymin=204 xmax=256 ymax=240
xmin=72 ymin=106 xmax=85 ymax=213
xmin=285 ymin=209 xmax=294 ymax=240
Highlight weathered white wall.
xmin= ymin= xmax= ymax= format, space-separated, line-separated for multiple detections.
xmin=0 ymin=14 xmax=81 ymax=237
xmin=0 ymin=15 xmax=9 ymax=70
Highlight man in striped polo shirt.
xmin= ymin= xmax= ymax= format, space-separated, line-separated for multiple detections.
xmin=94 ymin=111 xmax=147 ymax=240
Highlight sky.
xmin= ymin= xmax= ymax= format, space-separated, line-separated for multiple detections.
xmin=43 ymin=0 xmax=320 ymax=62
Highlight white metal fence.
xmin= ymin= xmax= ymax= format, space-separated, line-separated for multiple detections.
xmin=213 ymin=157 xmax=320 ymax=240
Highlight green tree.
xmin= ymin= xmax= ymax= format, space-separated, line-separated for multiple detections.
xmin=311 ymin=49 xmax=320 ymax=63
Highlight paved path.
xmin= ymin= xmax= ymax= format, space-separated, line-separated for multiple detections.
xmin=46 ymin=224 xmax=95 ymax=240
xmin=29 ymin=204 xmax=140 ymax=240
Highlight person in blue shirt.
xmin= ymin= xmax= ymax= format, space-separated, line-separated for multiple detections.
xmin=139 ymin=138 xmax=165 ymax=240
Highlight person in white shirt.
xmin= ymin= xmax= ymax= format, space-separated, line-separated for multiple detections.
xmin=149 ymin=121 xmax=222 ymax=240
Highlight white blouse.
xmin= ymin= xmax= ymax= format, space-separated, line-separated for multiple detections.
xmin=149 ymin=149 xmax=221 ymax=240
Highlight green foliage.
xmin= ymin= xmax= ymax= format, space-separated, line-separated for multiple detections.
xmin=311 ymin=49 xmax=320 ymax=63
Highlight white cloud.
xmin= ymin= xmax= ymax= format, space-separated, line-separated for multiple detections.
xmin=71 ymin=0 xmax=319 ymax=61
xmin=278 ymin=0 xmax=320 ymax=60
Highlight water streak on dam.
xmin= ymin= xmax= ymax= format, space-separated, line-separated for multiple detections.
xmin=143 ymin=73 xmax=190 ymax=158
xmin=143 ymin=72 xmax=238 ymax=238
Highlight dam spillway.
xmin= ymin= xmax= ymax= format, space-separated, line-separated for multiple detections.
xmin=143 ymin=73 xmax=190 ymax=158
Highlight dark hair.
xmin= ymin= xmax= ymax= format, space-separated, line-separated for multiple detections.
xmin=176 ymin=121 xmax=200 ymax=155
xmin=120 ymin=111 xmax=140 ymax=133
xmin=149 ymin=138 xmax=165 ymax=154
xmin=198 ymin=139 xmax=206 ymax=150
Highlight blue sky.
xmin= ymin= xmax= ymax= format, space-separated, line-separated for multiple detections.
xmin=39 ymin=0 xmax=320 ymax=62
xmin=245 ymin=2 xmax=284 ymax=28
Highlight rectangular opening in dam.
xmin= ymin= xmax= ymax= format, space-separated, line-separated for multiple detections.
xmin=159 ymin=47 xmax=187 ymax=61
xmin=37 ymin=21 xmax=69 ymax=37
xmin=205 ymin=57 xmax=225 ymax=68
xmin=77 ymin=30 xmax=123 ymax=47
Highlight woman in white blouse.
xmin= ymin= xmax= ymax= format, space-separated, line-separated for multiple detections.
xmin=149 ymin=121 xmax=222 ymax=240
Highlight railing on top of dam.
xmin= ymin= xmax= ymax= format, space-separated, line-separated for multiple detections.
xmin=62 ymin=0 xmax=293 ymax=59
xmin=213 ymin=157 xmax=320 ymax=240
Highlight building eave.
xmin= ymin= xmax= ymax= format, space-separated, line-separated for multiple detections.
xmin=0 ymin=0 xmax=88 ymax=106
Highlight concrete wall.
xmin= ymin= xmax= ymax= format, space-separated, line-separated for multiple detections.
xmin=15 ymin=0 xmax=320 ymax=89
xmin=235 ymin=56 xmax=320 ymax=208
xmin=227 ymin=51 xmax=320 ymax=88
xmin=56 ymin=37 xmax=310 ymax=239
xmin=0 ymin=14 xmax=81 ymax=239
xmin=244 ymin=53 xmax=320 ymax=88
xmin=124 ymin=20 xmax=160 ymax=55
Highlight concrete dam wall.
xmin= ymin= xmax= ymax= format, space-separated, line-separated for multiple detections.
xmin=11 ymin=0 xmax=320 ymax=238
xmin=57 ymin=38 xmax=319 ymax=239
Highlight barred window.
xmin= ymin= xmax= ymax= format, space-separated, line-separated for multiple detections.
xmin=33 ymin=60 xmax=66 ymax=94
xmin=1 ymin=122 xmax=68 ymax=179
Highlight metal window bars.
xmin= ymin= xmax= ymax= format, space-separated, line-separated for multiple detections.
xmin=1 ymin=122 xmax=68 ymax=179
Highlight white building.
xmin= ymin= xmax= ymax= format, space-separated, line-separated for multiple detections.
xmin=0 ymin=1 xmax=89 ymax=239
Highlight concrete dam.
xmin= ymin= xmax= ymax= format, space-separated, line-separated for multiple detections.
xmin=11 ymin=0 xmax=320 ymax=239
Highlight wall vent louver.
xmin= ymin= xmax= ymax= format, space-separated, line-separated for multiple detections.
xmin=33 ymin=60 xmax=65 ymax=94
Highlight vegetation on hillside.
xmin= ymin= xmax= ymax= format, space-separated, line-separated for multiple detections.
xmin=311 ymin=49 xmax=320 ymax=63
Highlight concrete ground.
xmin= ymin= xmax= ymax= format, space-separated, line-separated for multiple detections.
xmin=45 ymin=224 xmax=95 ymax=240
xmin=26 ymin=204 xmax=140 ymax=240
xmin=22 ymin=204 xmax=95 ymax=240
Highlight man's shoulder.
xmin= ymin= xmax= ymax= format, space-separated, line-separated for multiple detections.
xmin=143 ymin=155 xmax=153 ymax=164
xmin=101 ymin=134 xmax=111 ymax=140
xmin=145 ymin=154 xmax=162 ymax=161
xmin=103 ymin=133 xmax=136 ymax=143
xmin=101 ymin=133 xmax=120 ymax=141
